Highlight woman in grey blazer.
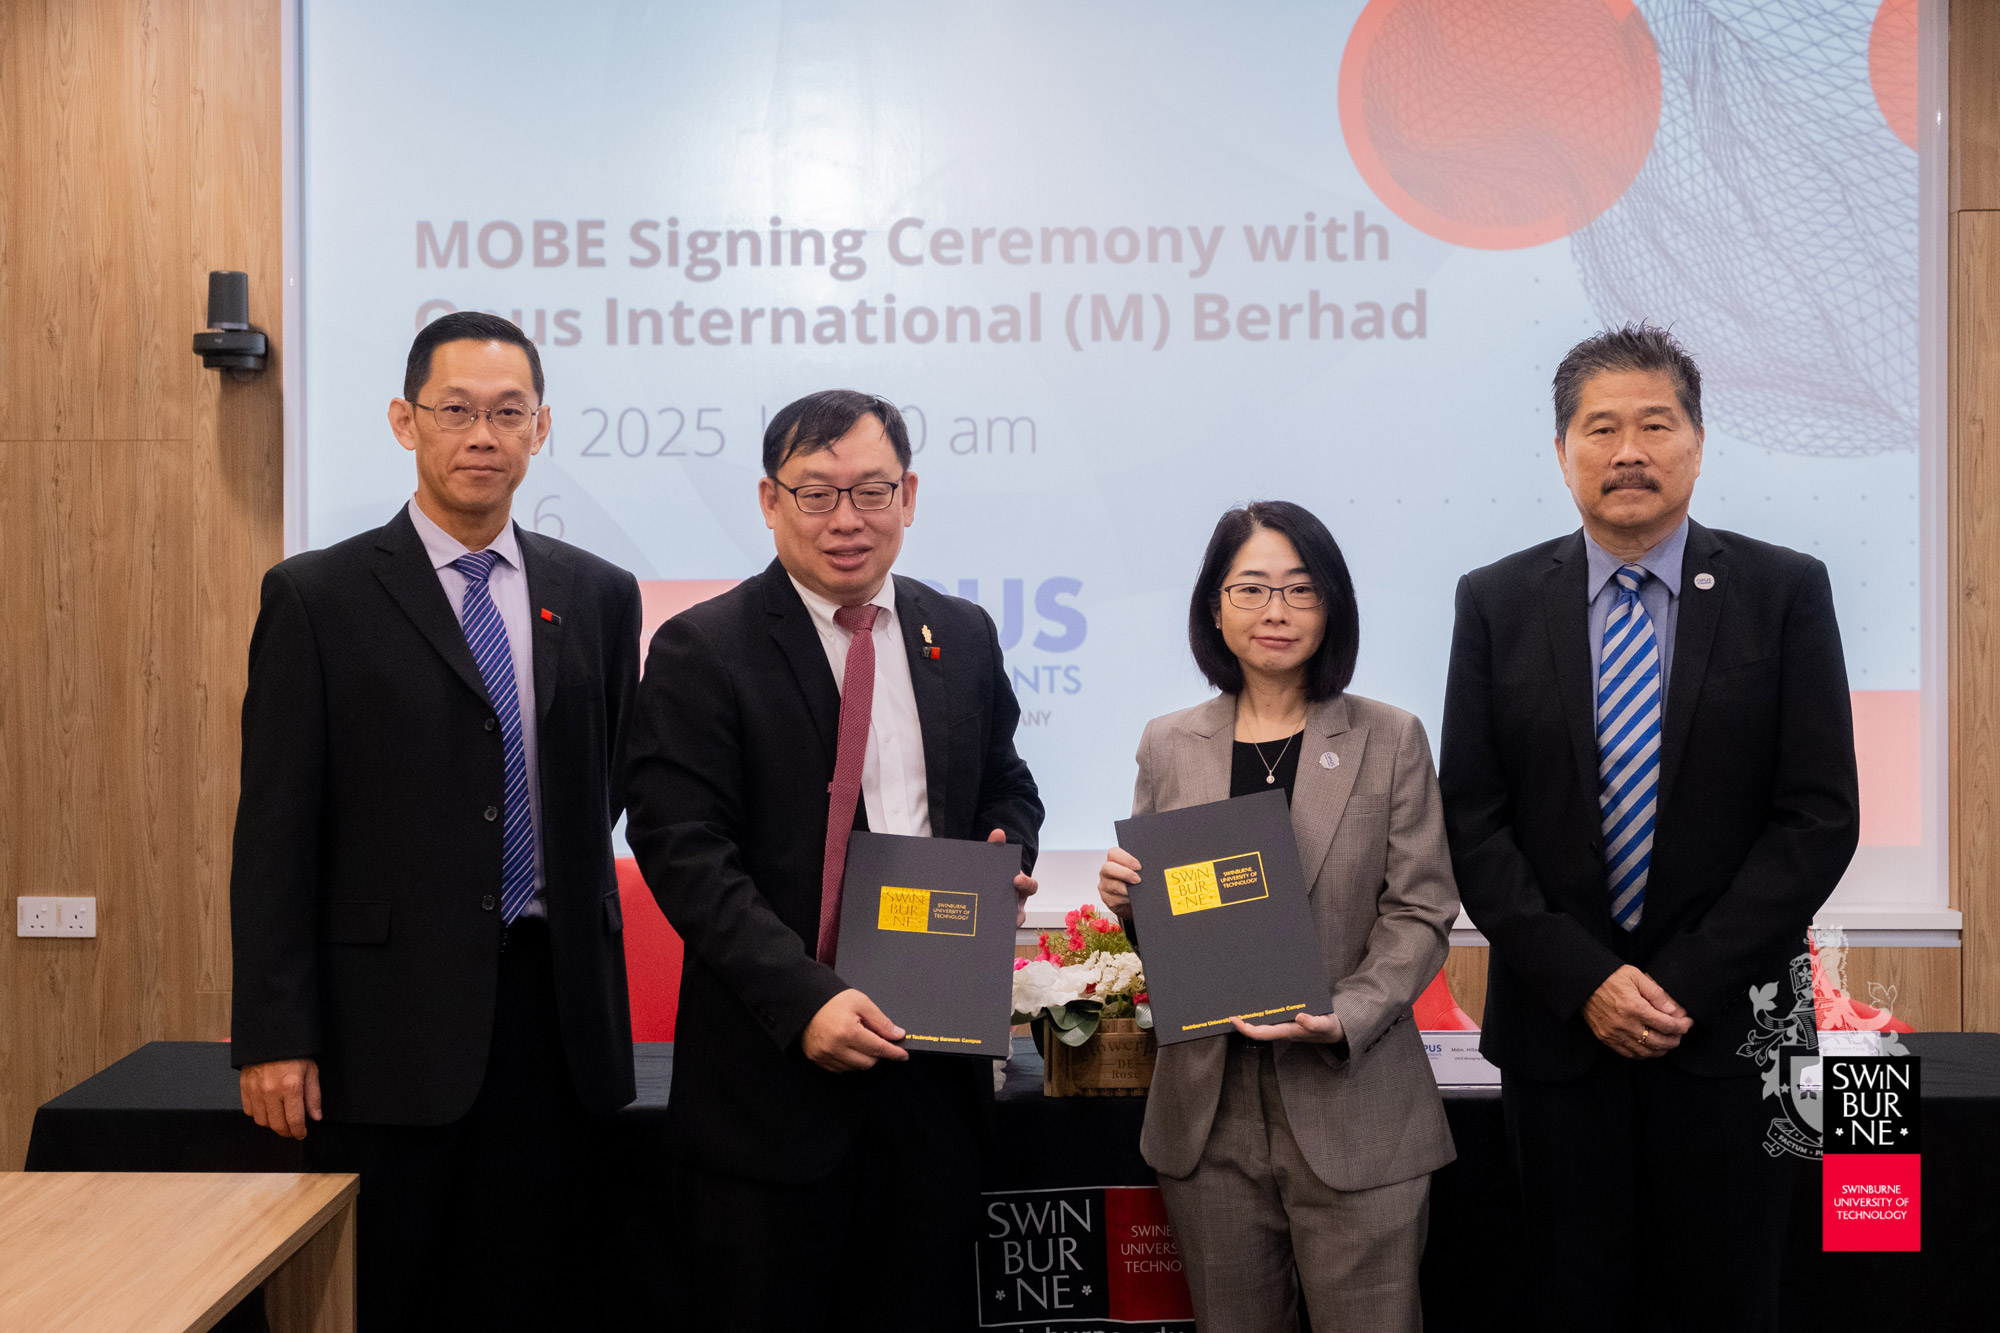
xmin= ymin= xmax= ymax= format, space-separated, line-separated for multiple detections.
xmin=1098 ymin=501 xmax=1458 ymax=1333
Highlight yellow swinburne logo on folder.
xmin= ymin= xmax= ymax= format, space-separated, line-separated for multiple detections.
xmin=1162 ymin=851 xmax=1270 ymax=915
xmin=877 ymin=886 xmax=978 ymax=937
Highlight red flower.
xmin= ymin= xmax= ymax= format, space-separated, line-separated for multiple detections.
xmin=1135 ymin=991 xmax=1148 ymax=1003
xmin=1089 ymin=917 xmax=1117 ymax=933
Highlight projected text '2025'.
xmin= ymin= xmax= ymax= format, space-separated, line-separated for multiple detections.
xmin=547 ymin=405 xmax=1038 ymax=460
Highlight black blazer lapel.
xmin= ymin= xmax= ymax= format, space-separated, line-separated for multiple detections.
xmin=762 ymin=561 xmax=841 ymax=770
xmin=371 ymin=508 xmax=492 ymax=709
xmin=893 ymin=577 xmax=951 ymax=823
xmin=1658 ymin=520 xmax=1726 ymax=809
xmin=1541 ymin=534 xmax=1600 ymax=813
xmin=518 ymin=526 xmax=572 ymax=728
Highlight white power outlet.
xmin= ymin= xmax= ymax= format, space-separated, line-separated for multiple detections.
xmin=58 ymin=897 xmax=97 ymax=938
xmin=16 ymin=896 xmax=95 ymax=938
xmin=17 ymin=897 xmax=59 ymax=937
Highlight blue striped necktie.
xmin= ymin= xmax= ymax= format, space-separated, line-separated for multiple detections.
xmin=452 ymin=550 xmax=538 ymax=923
xmin=1598 ymin=564 xmax=1660 ymax=931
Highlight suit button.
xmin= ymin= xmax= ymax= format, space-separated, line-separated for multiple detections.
xmin=485 ymin=717 xmax=498 ymax=732
xmin=481 ymin=895 xmax=496 ymax=911
xmin=484 ymin=805 xmax=499 ymax=821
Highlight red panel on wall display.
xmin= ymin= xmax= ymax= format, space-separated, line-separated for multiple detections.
xmin=617 ymin=857 xmax=682 ymax=1040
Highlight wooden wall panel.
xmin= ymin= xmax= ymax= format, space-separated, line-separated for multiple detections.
xmin=0 ymin=0 xmax=193 ymax=440
xmin=0 ymin=441 xmax=202 ymax=1168
xmin=1956 ymin=210 xmax=2000 ymax=1031
xmin=1953 ymin=0 xmax=2000 ymax=1034
xmin=189 ymin=0 xmax=286 ymax=1035
xmin=1837 ymin=945 xmax=1963 ymax=1033
xmin=1439 ymin=946 xmax=1957 ymax=1035
xmin=1951 ymin=0 xmax=2000 ymax=211
xmin=1442 ymin=947 xmax=1487 ymax=1027
xmin=0 ymin=0 xmax=282 ymax=1167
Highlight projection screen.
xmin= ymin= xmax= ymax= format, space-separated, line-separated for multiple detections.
xmin=293 ymin=0 xmax=1948 ymax=930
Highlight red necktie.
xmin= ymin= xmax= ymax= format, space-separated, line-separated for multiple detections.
xmin=817 ymin=602 xmax=881 ymax=964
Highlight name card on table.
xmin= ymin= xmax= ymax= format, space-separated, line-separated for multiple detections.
xmin=1424 ymin=1030 xmax=1501 ymax=1086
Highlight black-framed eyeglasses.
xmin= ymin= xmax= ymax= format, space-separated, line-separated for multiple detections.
xmin=775 ymin=477 xmax=905 ymax=514
xmin=413 ymin=400 xmax=541 ymax=436
xmin=1221 ymin=582 xmax=1323 ymax=610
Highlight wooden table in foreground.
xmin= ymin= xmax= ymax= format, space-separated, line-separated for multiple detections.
xmin=0 ymin=1172 xmax=357 ymax=1333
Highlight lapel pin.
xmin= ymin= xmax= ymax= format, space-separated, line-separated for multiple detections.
xmin=921 ymin=624 xmax=934 ymax=645
xmin=1693 ymin=573 xmax=1715 ymax=591
xmin=925 ymin=646 xmax=942 ymax=660
xmin=1320 ymin=752 xmax=1339 ymax=769
xmin=540 ymin=608 xmax=562 ymax=624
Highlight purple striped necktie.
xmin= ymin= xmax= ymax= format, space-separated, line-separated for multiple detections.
xmin=452 ymin=550 xmax=538 ymax=923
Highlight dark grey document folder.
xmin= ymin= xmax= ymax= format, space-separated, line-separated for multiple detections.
xmin=1117 ymin=789 xmax=1329 ymax=1046
xmin=834 ymin=831 xmax=1019 ymax=1057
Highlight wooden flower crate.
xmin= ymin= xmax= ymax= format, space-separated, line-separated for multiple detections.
xmin=1040 ymin=1016 xmax=1158 ymax=1097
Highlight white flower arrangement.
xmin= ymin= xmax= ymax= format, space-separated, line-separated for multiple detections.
xmin=1010 ymin=905 xmax=1152 ymax=1045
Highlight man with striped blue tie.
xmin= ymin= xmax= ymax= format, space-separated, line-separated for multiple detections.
xmin=230 ymin=312 xmax=643 ymax=1330
xmin=1440 ymin=324 xmax=1859 ymax=1331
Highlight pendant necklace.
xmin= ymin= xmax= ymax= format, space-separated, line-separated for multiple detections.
xmin=1251 ymin=731 xmax=1296 ymax=784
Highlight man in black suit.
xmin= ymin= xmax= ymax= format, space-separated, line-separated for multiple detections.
xmin=625 ymin=389 xmax=1043 ymax=1332
xmin=230 ymin=311 xmax=641 ymax=1331
xmin=1440 ymin=324 xmax=1859 ymax=1330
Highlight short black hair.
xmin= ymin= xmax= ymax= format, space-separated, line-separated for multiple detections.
xmin=404 ymin=311 xmax=545 ymax=404
xmin=1187 ymin=501 xmax=1359 ymax=703
xmin=1552 ymin=321 xmax=1702 ymax=439
xmin=762 ymin=390 xmax=912 ymax=478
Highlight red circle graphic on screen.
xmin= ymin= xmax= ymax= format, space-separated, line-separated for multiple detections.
xmin=1869 ymin=0 xmax=1918 ymax=151
xmin=1338 ymin=0 xmax=1662 ymax=250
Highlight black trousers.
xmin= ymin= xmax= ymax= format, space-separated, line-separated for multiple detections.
xmin=677 ymin=1054 xmax=987 ymax=1333
xmin=302 ymin=919 xmax=592 ymax=1333
xmin=1502 ymin=1055 xmax=1795 ymax=1333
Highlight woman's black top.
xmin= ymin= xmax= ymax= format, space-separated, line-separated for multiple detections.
xmin=1229 ymin=729 xmax=1306 ymax=804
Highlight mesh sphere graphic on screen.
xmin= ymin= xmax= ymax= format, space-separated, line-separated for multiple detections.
xmin=1337 ymin=0 xmax=1663 ymax=250
xmin=1569 ymin=0 xmax=1919 ymax=457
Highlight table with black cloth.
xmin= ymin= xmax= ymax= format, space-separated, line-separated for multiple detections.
xmin=27 ymin=1033 xmax=2000 ymax=1331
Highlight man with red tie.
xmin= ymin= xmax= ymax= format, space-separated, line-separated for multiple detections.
xmin=625 ymin=389 xmax=1043 ymax=1331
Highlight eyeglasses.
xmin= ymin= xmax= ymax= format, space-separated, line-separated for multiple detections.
xmin=1221 ymin=582 xmax=1323 ymax=610
xmin=775 ymin=477 xmax=905 ymax=514
xmin=413 ymin=400 xmax=541 ymax=436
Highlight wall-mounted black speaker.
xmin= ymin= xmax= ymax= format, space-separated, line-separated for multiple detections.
xmin=192 ymin=270 xmax=267 ymax=375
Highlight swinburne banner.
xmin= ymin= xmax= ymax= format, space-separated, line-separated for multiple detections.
xmin=977 ymin=1185 xmax=1194 ymax=1329
xmin=1822 ymin=1055 xmax=1921 ymax=1251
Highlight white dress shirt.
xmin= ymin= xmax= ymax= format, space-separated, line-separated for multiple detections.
xmin=789 ymin=575 xmax=932 ymax=837
xmin=408 ymin=498 xmax=546 ymax=917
